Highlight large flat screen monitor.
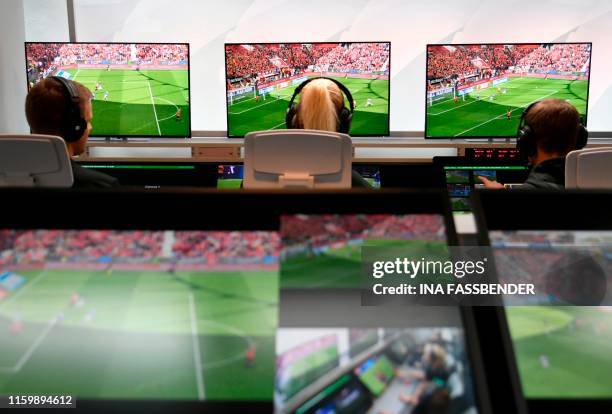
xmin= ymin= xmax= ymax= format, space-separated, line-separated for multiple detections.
xmin=472 ymin=190 xmax=612 ymax=413
xmin=25 ymin=42 xmax=191 ymax=138
xmin=425 ymin=43 xmax=592 ymax=138
xmin=224 ymin=42 xmax=390 ymax=137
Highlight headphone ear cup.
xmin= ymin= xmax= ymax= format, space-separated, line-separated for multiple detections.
xmin=63 ymin=108 xmax=87 ymax=142
xmin=285 ymin=104 xmax=298 ymax=129
xmin=517 ymin=125 xmax=536 ymax=159
xmin=338 ymin=107 xmax=352 ymax=134
xmin=576 ymin=125 xmax=588 ymax=149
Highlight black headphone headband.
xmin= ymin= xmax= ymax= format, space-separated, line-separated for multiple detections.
xmin=285 ymin=77 xmax=355 ymax=134
xmin=288 ymin=77 xmax=355 ymax=113
xmin=51 ymin=76 xmax=87 ymax=143
xmin=53 ymin=76 xmax=80 ymax=102
xmin=518 ymin=101 xmax=538 ymax=131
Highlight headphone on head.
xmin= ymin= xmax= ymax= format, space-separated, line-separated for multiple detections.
xmin=285 ymin=77 xmax=354 ymax=134
xmin=517 ymin=100 xmax=588 ymax=159
xmin=51 ymin=76 xmax=88 ymax=142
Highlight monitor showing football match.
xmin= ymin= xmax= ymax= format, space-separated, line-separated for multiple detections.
xmin=25 ymin=42 xmax=191 ymax=138
xmin=489 ymin=230 xmax=612 ymax=399
xmin=426 ymin=43 xmax=591 ymax=138
xmin=279 ymin=214 xmax=448 ymax=289
xmin=225 ymin=42 xmax=390 ymax=137
xmin=0 ymin=229 xmax=278 ymax=401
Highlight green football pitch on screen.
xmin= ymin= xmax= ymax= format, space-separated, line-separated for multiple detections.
xmin=0 ymin=269 xmax=277 ymax=400
xmin=227 ymin=76 xmax=389 ymax=137
xmin=426 ymin=77 xmax=588 ymax=138
xmin=64 ymin=68 xmax=190 ymax=137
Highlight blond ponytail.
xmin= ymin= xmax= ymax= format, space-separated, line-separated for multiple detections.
xmin=296 ymin=79 xmax=342 ymax=132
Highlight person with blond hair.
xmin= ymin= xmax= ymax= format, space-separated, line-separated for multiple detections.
xmin=288 ymin=78 xmax=350 ymax=132
xmin=287 ymin=77 xmax=371 ymax=187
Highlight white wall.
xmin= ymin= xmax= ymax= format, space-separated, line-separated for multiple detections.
xmin=61 ymin=0 xmax=612 ymax=132
xmin=24 ymin=0 xmax=70 ymax=42
xmin=0 ymin=0 xmax=28 ymax=134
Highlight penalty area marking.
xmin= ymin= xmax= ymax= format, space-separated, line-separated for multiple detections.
xmin=153 ymin=96 xmax=181 ymax=122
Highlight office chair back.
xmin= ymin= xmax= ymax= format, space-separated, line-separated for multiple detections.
xmin=566 ymin=147 xmax=612 ymax=189
xmin=243 ymin=129 xmax=352 ymax=189
xmin=0 ymin=134 xmax=73 ymax=188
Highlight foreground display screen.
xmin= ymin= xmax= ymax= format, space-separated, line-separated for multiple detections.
xmin=279 ymin=214 xmax=448 ymax=289
xmin=276 ymin=327 xmax=479 ymax=414
xmin=0 ymin=229 xmax=278 ymax=401
xmin=25 ymin=42 xmax=191 ymax=138
xmin=426 ymin=43 xmax=591 ymax=138
xmin=225 ymin=42 xmax=390 ymax=137
xmin=489 ymin=230 xmax=612 ymax=398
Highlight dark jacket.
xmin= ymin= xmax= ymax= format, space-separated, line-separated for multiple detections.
xmin=521 ymin=157 xmax=565 ymax=190
xmin=71 ymin=161 xmax=119 ymax=189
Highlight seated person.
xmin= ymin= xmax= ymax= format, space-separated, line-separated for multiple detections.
xmin=479 ymin=98 xmax=585 ymax=190
xmin=412 ymin=383 xmax=451 ymax=414
xmin=287 ymin=77 xmax=371 ymax=188
xmin=398 ymin=343 xmax=454 ymax=406
xmin=25 ymin=77 xmax=118 ymax=188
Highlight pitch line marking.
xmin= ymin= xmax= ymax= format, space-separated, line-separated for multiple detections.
xmin=188 ymin=292 xmax=205 ymax=401
xmin=13 ymin=318 xmax=57 ymax=373
xmin=269 ymin=121 xmax=287 ymax=130
xmin=428 ymin=98 xmax=481 ymax=115
xmin=228 ymin=94 xmax=290 ymax=115
xmin=196 ymin=318 xmax=254 ymax=370
xmin=0 ymin=317 xmax=57 ymax=373
xmin=454 ymin=90 xmax=559 ymax=137
xmin=147 ymin=80 xmax=162 ymax=136
xmin=152 ymin=97 xmax=182 ymax=123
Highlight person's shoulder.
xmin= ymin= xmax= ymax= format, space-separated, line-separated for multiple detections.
xmin=71 ymin=161 xmax=119 ymax=189
xmin=520 ymin=157 xmax=565 ymax=190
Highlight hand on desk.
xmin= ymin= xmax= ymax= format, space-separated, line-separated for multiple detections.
xmin=477 ymin=176 xmax=505 ymax=189
xmin=400 ymin=393 xmax=418 ymax=405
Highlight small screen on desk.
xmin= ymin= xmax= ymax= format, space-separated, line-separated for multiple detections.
xmin=444 ymin=166 xmax=529 ymax=211
xmin=354 ymin=355 xmax=395 ymax=396
xmin=217 ymin=164 xmax=244 ymax=189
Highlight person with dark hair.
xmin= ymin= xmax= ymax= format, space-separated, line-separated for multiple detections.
xmin=25 ymin=77 xmax=118 ymax=188
xmin=479 ymin=98 xmax=585 ymax=190
xmin=412 ymin=383 xmax=451 ymax=414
